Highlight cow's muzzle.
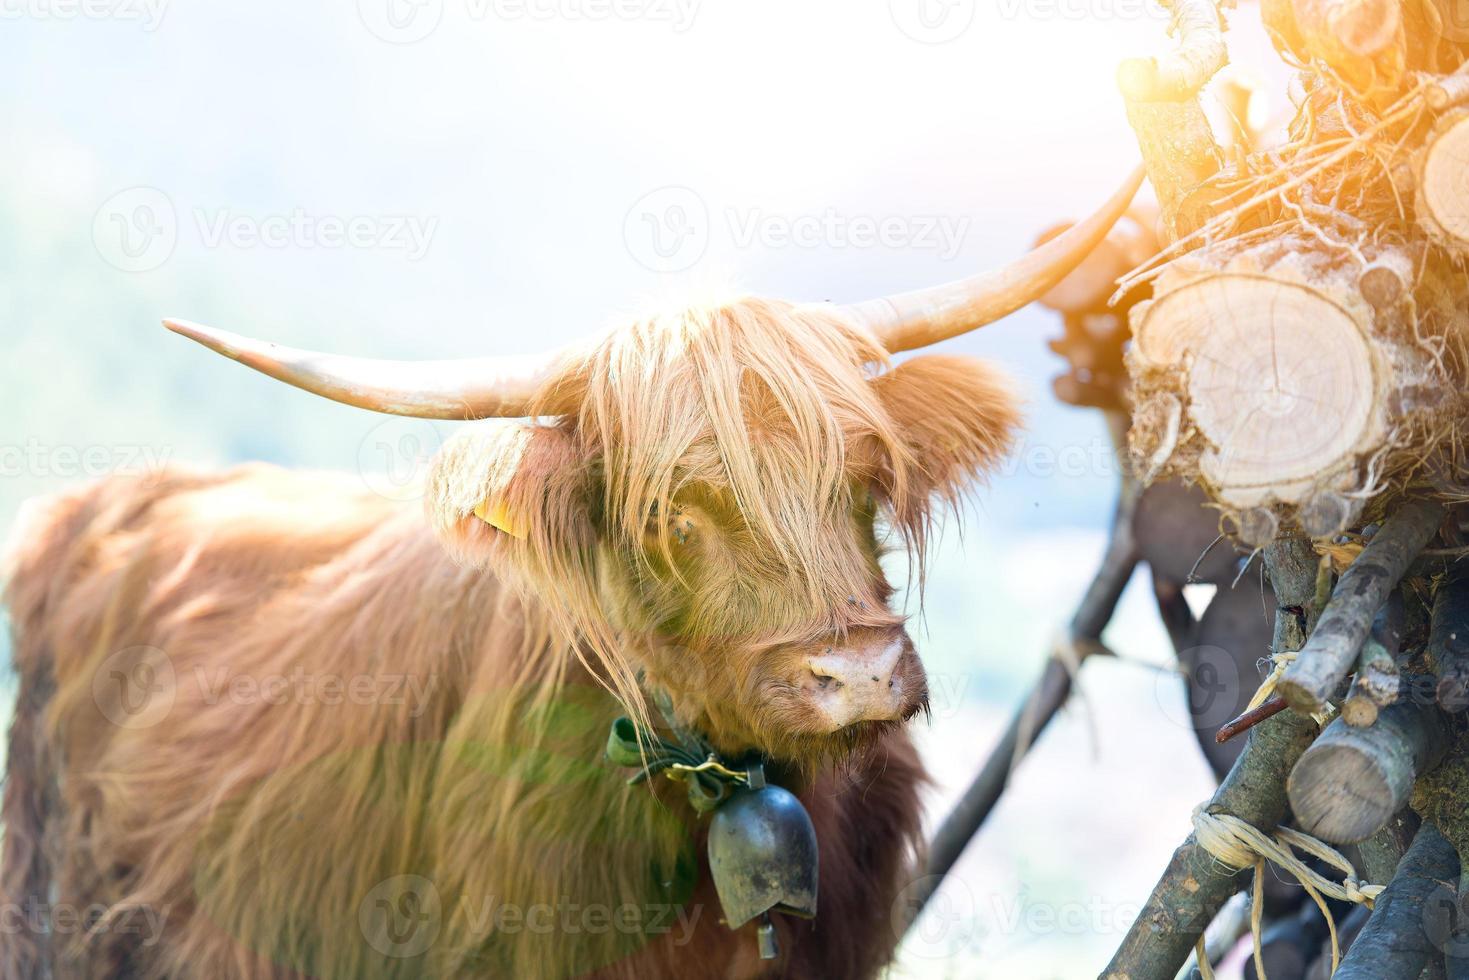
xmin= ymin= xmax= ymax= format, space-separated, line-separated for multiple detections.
xmin=797 ymin=627 xmax=926 ymax=732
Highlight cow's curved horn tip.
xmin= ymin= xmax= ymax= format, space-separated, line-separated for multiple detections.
xmin=163 ymin=318 xmax=225 ymax=347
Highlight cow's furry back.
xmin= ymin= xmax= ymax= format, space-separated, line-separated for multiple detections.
xmin=1 ymin=467 xmax=924 ymax=979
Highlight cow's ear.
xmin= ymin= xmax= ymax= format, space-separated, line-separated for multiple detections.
xmin=872 ymin=354 xmax=1022 ymax=502
xmin=427 ymin=421 xmax=593 ymax=567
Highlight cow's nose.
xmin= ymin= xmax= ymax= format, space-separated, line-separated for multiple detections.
xmin=803 ymin=633 xmax=908 ymax=730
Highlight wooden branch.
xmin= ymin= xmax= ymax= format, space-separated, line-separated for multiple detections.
xmin=1342 ymin=592 xmax=1406 ymax=727
xmin=1357 ymin=807 xmax=1424 ymax=890
xmin=1115 ymin=0 xmax=1226 ymax=241
xmin=1278 ymin=499 xmax=1445 ymax=715
xmin=1432 ymin=565 xmax=1469 ymax=712
xmin=1117 ymin=0 xmax=1228 ymax=101
xmin=1118 ymin=97 xmax=1221 ymax=243
xmin=1335 ymin=823 xmax=1461 ymax=980
xmin=1287 ymin=701 xmax=1451 ymax=843
xmin=1101 ymin=537 xmax=1323 ymax=980
xmin=1426 ymin=71 xmax=1469 ymax=112
xmin=1217 ymin=696 xmax=1288 ymax=744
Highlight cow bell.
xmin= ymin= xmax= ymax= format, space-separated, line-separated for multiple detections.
xmin=707 ymin=773 xmax=818 ymax=959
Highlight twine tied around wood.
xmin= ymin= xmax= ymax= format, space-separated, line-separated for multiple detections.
xmin=1189 ymin=805 xmax=1384 ymax=978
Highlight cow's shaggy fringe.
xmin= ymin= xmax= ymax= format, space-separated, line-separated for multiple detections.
xmin=1 ymin=297 xmax=1017 ymax=978
xmin=430 ymin=298 xmax=1017 ymax=759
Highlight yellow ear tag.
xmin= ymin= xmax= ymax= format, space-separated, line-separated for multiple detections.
xmin=473 ymin=498 xmax=528 ymax=539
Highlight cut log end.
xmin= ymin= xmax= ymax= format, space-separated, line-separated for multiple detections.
xmin=1287 ymin=741 xmax=1403 ymax=843
xmin=1340 ymin=695 xmax=1381 ymax=727
xmin=1299 ymin=491 xmax=1365 ymax=538
xmin=1132 ymin=273 xmax=1379 ymax=506
xmin=1418 ymin=115 xmax=1469 ymax=250
xmin=1330 ymin=0 xmax=1403 ymax=57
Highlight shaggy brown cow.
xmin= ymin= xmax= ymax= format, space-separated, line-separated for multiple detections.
xmin=1 ymin=171 xmax=1139 ymax=980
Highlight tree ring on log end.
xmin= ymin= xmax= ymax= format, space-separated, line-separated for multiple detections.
xmin=1420 ymin=115 xmax=1469 ymax=248
xmin=1133 ymin=274 xmax=1379 ymax=507
xmin=1287 ymin=741 xmax=1403 ymax=843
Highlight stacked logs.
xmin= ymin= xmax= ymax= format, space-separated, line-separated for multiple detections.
xmin=1098 ymin=0 xmax=1469 ymax=976
xmin=1115 ymin=0 xmax=1469 ymax=543
xmin=1104 ymin=515 xmax=1469 ymax=979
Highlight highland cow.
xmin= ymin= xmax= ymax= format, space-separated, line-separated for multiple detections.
xmin=1 ymin=171 xmax=1139 ymax=979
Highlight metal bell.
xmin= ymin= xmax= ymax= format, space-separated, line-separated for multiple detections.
xmin=706 ymin=782 xmax=819 ymax=934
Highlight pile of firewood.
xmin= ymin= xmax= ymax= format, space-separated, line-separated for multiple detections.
xmin=1099 ymin=0 xmax=1469 ymax=976
xmin=1119 ymin=0 xmax=1469 ymax=546
xmin=910 ymin=2 xmax=1469 ymax=976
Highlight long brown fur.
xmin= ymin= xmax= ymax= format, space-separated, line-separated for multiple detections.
xmin=1 ymin=298 xmax=1018 ymax=979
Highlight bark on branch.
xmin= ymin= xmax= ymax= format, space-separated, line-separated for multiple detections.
xmin=1101 ymin=537 xmax=1323 ymax=980
xmin=1287 ymin=700 xmax=1451 ymax=844
xmin=1335 ymin=823 xmax=1461 ymax=980
xmin=1117 ymin=0 xmax=1228 ymax=101
xmin=1278 ymin=499 xmax=1445 ymax=715
xmin=1341 ymin=592 xmax=1405 ymax=727
xmin=1432 ymin=565 xmax=1469 ymax=712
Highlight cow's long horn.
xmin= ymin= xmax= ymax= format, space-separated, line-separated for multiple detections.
xmin=841 ymin=166 xmax=1146 ymax=354
xmin=163 ymin=319 xmax=567 ymax=419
